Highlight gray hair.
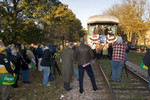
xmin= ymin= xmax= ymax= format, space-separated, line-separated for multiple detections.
xmin=11 ymin=49 xmax=17 ymax=56
xmin=68 ymin=42 xmax=73 ymax=48
xmin=116 ymin=36 xmax=123 ymax=43
xmin=80 ymin=37 xmax=85 ymax=43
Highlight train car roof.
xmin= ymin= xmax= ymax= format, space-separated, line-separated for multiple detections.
xmin=87 ymin=14 xmax=119 ymax=24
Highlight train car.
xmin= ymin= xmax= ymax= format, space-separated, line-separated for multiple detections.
xmin=87 ymin=14 xmax=119 ymax=49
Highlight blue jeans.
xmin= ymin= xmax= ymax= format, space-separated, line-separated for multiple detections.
xmin=148 ymin=77 xmax=150 ymax=89
xmin=74 ymin=67 xmax=79 ymax=80
xmin=148 ymin=67 xmax=150 ymax=89
xmin=125 ymin=53 xmax=129 ymax=61
xmin=111 ymin=60 xmax=124 ymax=81
xmin=42 ymin=66 xmax=50 ymax=86
xmin=22 ymin=70 xmax=29 ymax=82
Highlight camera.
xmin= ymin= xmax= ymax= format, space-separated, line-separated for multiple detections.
xmin=49 ymin=45 xmax=58 ymax=55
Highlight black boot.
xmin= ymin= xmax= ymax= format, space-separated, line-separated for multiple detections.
xmin=79 ymin=88 xmax=83 ymax=94
xmin=65 ymin=82 xmax=72 ymax=91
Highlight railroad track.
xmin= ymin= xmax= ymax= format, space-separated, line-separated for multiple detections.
xmin=92 ymin=62 xmax=115 ymax=100
xmin=97 ymin=60 xmax=150 ymax=100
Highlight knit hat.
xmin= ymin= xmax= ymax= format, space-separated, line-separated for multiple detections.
xmin=47 ymin=43 xmax=52 ymax=48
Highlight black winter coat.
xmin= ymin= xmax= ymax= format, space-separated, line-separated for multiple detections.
xmin=10 ymin=55 xmax=21 ymax=72
xmin=20 ymin=54 xmax=31 ymax=70
xmin=143 ymin=49 xmax=150 ymax=67
xmin=0 ymin=53 xmax=14 ymax=74
xmin=41 ymin=47 xmax=52 ymax=67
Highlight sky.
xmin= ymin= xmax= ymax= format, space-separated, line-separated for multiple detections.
xmin=59 ymin=0 xmax=122 ymax=30
xmin=1 ymin=0 xmax=149 ymax=30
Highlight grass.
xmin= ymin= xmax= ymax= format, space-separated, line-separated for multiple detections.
xmin=99 ymin=50 xmax=143 ymax=68
xmin=10 ymin=53 xmax=67 ymax=100
xmin=128 ymin=51 xmax=143 ymax=66
xmin=100 ymin=51 xmax=143 ymax=69
xmin=99 ymin=51 xmax=143 ymax=78
xmin=99 ymin=59 xmax=112 ymax=78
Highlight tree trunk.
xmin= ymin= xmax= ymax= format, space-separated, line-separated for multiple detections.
xmin=127 ymin=32 xmax=132 ymax=42
xmin=137 ymin=32 xmax=145 ymax=45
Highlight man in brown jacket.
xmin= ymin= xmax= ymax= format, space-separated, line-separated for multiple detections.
xmin=74 ymin=37 xmax=97 ymax=94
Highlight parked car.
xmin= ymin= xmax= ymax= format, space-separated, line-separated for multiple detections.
xmin=139 ymin=45 xmax=147 ymax=52
xmin=129 ymin=45 xmax=137 ymax=50
xmin=147 ymin=46 xmax=150 ymax=50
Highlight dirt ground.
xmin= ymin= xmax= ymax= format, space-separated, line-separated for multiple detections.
xmin=10 ymin=67 xmax=66 ymax=100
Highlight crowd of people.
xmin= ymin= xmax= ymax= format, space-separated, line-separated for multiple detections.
xmin=0 ymin=37 xmax=98 ymax=100
xmin=0 ymin=42 xmax=45 ymax=100
xmin=0 ymin=36 xmax=129 ymax=100
xmin=1 ymin=34 xmax=150 ymax=100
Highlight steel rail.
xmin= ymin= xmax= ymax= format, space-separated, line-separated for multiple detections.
xmin=125 ymin=64 xmax=148 ymax=86
xmin=97 ymin=62 xmax=118 ymax=100
xmin=99 ymin=60 xmax=150 ymax=100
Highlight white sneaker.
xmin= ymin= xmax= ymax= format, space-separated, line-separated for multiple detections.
xmin=46 ymin=84 xmax=50 ymax=86
xmin=60 ymin=94 xmax=64 ymax=99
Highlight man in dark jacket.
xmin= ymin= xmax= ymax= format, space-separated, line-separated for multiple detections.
xmin=74 ymin=37 xmax=97 ymax=94
xmin=36 ymin=44 xmax=43 ymax=71
xmin=20 ymin=49 xmax=31 ymax=83
xmin=30 ymin=43 xmax=38 ymax=69
xmin=143 ymin=49 xmax=150 ymax=90
xmin=100 ymin=25 xmax=106 ymax=35
xmin=93 ymin=25 xmax=100 ymax=35
xmin=10 ymin=48 xmax=21 ymax=88
xmin=41 ymin=43 xmax=52 ymax=86
xmin=0 ymin=44 xmax=15 ymax=100
xmin=106 ymin=26 xmax=112 ymax=35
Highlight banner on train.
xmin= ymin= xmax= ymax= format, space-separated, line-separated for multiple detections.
xmin=100 ymin=36 xmax=106 ymax=43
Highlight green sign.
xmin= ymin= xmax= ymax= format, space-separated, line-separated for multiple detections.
xmin=0 ymin=74 xmax=17 ymax=85
xmin=140 ymin=61 xmax=148 ymax=70
xmin=29 ymin=62 xmax=34 ymax=70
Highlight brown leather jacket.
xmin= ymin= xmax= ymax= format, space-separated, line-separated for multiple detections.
xmin=74 ymin=43 xmax=94 ymax=65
